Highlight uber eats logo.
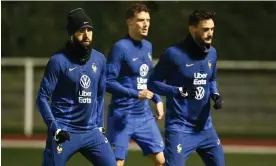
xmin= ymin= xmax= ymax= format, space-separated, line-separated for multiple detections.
xmin=193 ymin=73 xmax=207 ymax=85
xmin=79 ymin=75 xmax=92 ymax=103
xmin=193 ymin=73 xmax=207 ymax=100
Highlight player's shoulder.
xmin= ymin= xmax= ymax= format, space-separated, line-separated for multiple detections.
xmin=164 ymin=43 xmax=183 ymax=58
xmin=92 ymin=49 xmax=106 ymax=62
xmin=48 ymin=52 xmax=68 ymax=66
xmin=142 ymin=39 xmax=152 ymax=47
xmin=112 ymin=38 xmax=130 ymax=51
xmin=209 ymin=46 xmax=217 ymax=53
xmin=158 ymin=46 xmax=177 ymax=64
xmin=42 ymin=51 xmax=69 ymax=72
xmin=166 ymin=45 xmax=181 ymax=53
xmin=209 ymin=46 xmax=218 ymax=58
xmin=109 ymin=38 xmax=131 ymax=59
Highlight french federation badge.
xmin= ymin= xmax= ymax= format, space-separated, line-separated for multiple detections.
xmin=92 ymin=63 xmax=97 ymax=73
xmin=57 ymin=144 xmax=63 ymax=154
xmin=148 ymin=52 xmax=152 ymax=61
xmin=208 ymin=60 xmax=212 ymax=69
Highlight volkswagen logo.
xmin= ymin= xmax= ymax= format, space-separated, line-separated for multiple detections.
xmin=195 ymin=86 xmax=205 ymax=100
xmin=80 ymin=75 xmax=91 ymax=89
xmin=140 ymin=64 xmax=149 ymax=77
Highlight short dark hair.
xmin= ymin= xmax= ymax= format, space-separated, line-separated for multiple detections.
xmin=126 ymin=3 xmax=150 ymax=19
xmin=189 ymin=10 xmax=216 ymax=26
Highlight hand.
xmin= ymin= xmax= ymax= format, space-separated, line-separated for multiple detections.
xmin=179 ymin=86 xmax=197 ymax=99
xmin=54 ymin=129 xmax=70 ymax=144
xmin=155 ymin=102 xmax=164 ymax=120
xmin=138 ymin=89 xmax=154 ymax=100
xmin=211 ymin=94 xmax=223 ymax=109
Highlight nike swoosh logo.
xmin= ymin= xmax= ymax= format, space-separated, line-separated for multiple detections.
xmin=183 ymin=92 xmax=188 ymax=97
xmin=69 ymin=67 xmax=77 ymax=71
xmin=133 ymin=58 xmax=138 ymax=61
xmin=186 ymin=64 xmax=194 ymax=67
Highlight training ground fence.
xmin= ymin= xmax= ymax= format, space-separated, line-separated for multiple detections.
xmin=2 ymin=58 xmax=276 ymax=138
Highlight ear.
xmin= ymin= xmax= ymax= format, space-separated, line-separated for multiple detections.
xmin=126 ymin=18 xmax=133 ymax=26
xmin=189 ymin=25 xmax=194 ymax=34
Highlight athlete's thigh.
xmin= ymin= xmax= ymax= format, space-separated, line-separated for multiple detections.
xmin=80 ymin=129 xmax=116 ymax=166
xmin=132 ymin=117 xmax=164 ymax=156
xmin=164 ymin=130 xmax=197 ymax=166
xmin=107 ymin=116 xmax=132 ymax=160
xmin=197 ymin=145 xmax=225 ymax=166
xmin=196 ymin=128 xmax=225 ymax=166
xmin=42 ymin=131 xmax=79 ymax=166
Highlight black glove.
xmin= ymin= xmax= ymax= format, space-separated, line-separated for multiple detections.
xmin=54 ymin=130 xmax=70 ymax=144
xmin=211 ymin=94 xmax=223 ymax=109
xmin=179 ymin=86 xmax=197 ymax=99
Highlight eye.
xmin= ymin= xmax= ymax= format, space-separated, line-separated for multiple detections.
xmin=79 ymin=29 xmax=85 ymax=33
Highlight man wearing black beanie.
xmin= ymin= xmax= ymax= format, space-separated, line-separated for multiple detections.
xmin=65 ymin=8 xmax=94 ymax=64
xmin=36 ymin=8 xmax=116 ymax=166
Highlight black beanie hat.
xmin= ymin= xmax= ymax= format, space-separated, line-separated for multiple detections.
xmin=66 ymin=8 xmax=93 ymax=35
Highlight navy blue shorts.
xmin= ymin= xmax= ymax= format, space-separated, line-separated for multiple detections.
xmin=42 ymin=129 xmax=116 ymax=166
xmin=107 ymin=116 xmax=164 ymax=160
xmin=164 ymin=127 xmax=225 ymax=166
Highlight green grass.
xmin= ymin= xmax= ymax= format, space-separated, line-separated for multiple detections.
xmin=2 ymin=148 xmax=276 ymax=166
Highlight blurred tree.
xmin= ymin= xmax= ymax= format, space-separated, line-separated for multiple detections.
xmin=1 ymin=1 xmax=276 ymax=60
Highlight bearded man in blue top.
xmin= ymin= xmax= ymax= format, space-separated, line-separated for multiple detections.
xmin=148 ymin=10 xmax=225 ymax=166
xmin=36 ymin=8 xmax=116 ymax=166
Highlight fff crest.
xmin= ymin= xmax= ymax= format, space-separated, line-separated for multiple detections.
xmin=148 ymin=52 xmax=152 ymax=61
xmin=208 ymin=60 xmax=212 ymax=69
xmin=92 ymin=63 xmax=97 ymax=73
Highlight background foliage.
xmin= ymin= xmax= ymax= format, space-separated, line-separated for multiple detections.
xmin=2 ymin=1 xmax=276 ymax=60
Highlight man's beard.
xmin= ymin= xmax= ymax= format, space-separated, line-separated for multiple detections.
xmin=194 ymin=35 xmax=212 ymax=47
xmin=68 ymin=36 xmax=93 ymax=63
xmin=72 ymin=36 xmax=93 ymax=51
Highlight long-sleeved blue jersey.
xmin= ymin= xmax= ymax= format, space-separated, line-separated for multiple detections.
xmin=106 ymin=36 xmax=162 ymax=118
xmin=148 ymin=35 xmax=219 ymax=133
xmin=36 ymin=48 xmax=106 ymax=133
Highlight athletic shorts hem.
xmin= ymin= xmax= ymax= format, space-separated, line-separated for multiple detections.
xmin=142 ymin=147 xmax=164 ymax=156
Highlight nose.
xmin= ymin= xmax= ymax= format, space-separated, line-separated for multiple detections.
xmin=144 ymin=24 xmax=149 ymax=29
xmin=143 ymin=21 xmax=147 ymax=26
xmin=209 ymin=29 xmax=214 ymax=35
xmin=83 ymin=30 xmax=89 ymax=37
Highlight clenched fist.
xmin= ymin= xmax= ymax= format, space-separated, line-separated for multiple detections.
xmin=138 ymin=89 xmax=154 ymax=100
